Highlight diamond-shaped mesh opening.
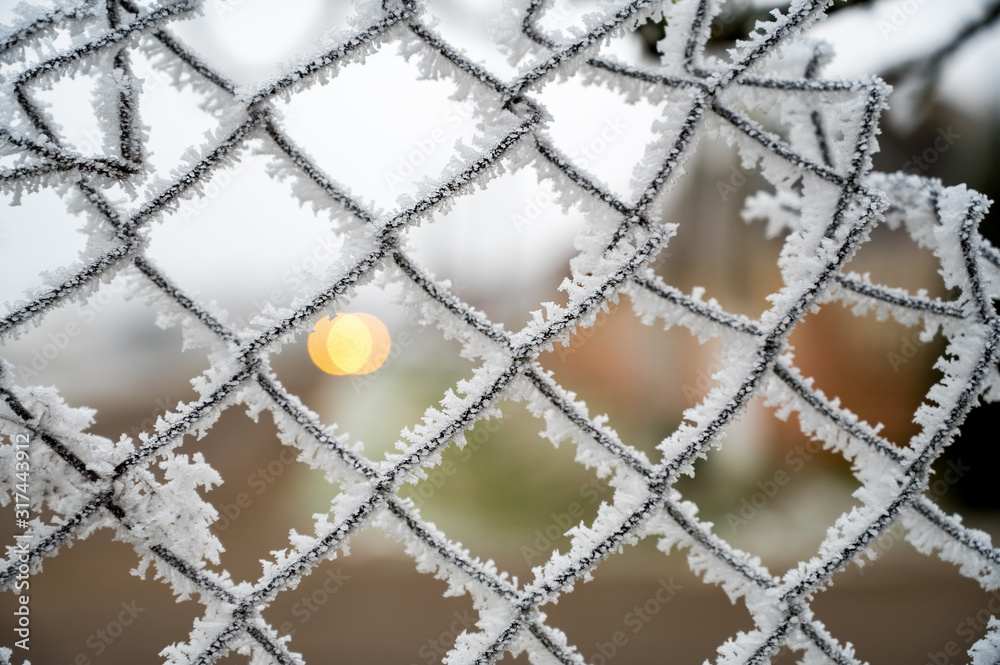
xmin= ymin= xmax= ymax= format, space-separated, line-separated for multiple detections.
xmin=399 ymin=399 xmax=604 ymax=583
xmin=650 ymin=138 xmax=785 ymax=321
xmin=268 ymin=279 xmax=476 ymax=464
xmin=539 ymin=303 xmax=726 ymax=461
xmin=533 ymin=75 xmax=669 ymax=201
xmin=842 ymin=220 xmax=957 ymax=298
xmin=145 ymin=150 xmax=347 ymax=333
xmin=786 ymin=302 xmax=946 ymax=447
xmin=677 ymin=406 xmax=862 ymax=568
xmin=271 ymin=40 xmax=514 ymax=214
xmin=408 ymin=164 xmax=585 ymax=332
xmin=27 ymin=64 xmax=107 ymax=157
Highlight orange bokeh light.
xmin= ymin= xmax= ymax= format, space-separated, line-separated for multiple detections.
xmin=308 ymin=313 xmax=391 ymax=375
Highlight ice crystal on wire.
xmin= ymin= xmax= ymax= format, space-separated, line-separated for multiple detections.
xmin=1 ymin=0 xmax=999 ymax=663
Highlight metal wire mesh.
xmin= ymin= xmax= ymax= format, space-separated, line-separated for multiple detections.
xmin=1 ymin=0 xmax=1000 ymax=663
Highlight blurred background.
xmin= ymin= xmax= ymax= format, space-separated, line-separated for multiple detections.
xmin=1 ymin=0 xmax=999 ymax=662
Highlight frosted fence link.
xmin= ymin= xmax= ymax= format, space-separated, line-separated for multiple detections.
xmin=0 ymin=0 xmax=999 ymax=663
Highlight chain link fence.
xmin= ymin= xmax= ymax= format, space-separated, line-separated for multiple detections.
xmin=1 ymin=0 xmax=1000 ymax=663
